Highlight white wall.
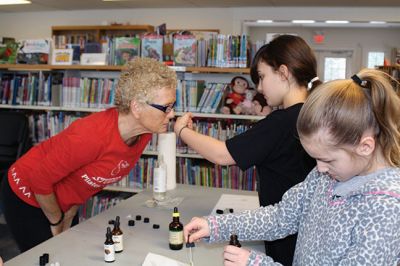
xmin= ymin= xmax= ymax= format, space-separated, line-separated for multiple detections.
xmin=0 ymin=7 xmax=400 ymax=38
xmin=0 ymin=6 xmax=399 ymax=71
xmin=249 ymin=27 xmax=400 ymax=70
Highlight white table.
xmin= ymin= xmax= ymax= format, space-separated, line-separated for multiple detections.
xmin=5 ymin=184 xmax=264 ymax=266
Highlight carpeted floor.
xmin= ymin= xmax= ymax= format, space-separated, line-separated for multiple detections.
xmin=0 ymin=215 xmax=20 ymax=262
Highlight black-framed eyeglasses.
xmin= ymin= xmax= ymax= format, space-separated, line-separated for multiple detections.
xmin=147 ymin=102 xmax=176 ymax=113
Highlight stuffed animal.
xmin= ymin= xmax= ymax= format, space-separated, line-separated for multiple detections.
xmin=221 ymin=76 xmax=249 ymax=115
xmin=252 ymin=93 xmax=272 ymax=116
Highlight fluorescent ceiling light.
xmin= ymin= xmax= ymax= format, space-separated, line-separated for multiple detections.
xmin=292 ymin=20 xmax=315 ymax=24
xmin=0 ymin=0 xmax=31 ymax=4
xmin=369 ymin=21 xmax=386 ymax=24
xmin=257 ymin=20 xmax=273 ymax=23
xmin=325 ymin=20 xmax=349 ymax=24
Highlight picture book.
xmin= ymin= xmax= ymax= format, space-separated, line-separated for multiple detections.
xmin=51 ymin=49 xmax=73 ymax=65
xmin=173 ymin=35 xmax=197 ymax=66
xmin=141 ymin=35 xmax=163 ymax=62
xmin=17 ymin=39 xmax=50 ymax=64
xmin=0 ymin=42 xmax=19 ymax=64
xmin=114 ymin=37 xmax=140 ymax=66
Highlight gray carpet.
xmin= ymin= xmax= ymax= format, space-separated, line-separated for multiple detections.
xmin=0 ymin=216 xmax=20 ymax=262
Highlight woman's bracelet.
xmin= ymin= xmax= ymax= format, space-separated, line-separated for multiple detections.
xmin=49 ymin=211 xmax=64 ymax=226
xmin=178 ymin=125 xmax=189 ymax=139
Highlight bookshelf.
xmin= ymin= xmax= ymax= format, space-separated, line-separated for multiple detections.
xmin=0 ymin=64 xmax=250 ymax=74
xmin=377 ymin=65 xmax=400 ymax=92
xmin=0 ymin=63 xmax=260 ymax=194
xmin=51 ymin=25 xmax=154 ymax=43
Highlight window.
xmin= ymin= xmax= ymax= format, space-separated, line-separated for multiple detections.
xmin=367 ymin=52 xmax=385 ymax=68
xmin=324 ymin=57 xmax=347 ymax=81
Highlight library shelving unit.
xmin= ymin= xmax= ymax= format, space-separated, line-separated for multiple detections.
xmin=51 ymin=25 xmax=155 ymax=42
xmin=377 ymin=65 xmax=400 ymax=91
xmin=0 ymin=63 xmax=262 ymax=195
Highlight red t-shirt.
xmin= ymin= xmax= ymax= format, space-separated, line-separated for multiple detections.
xmin=8 ymin=108 xmax=151 ymax=212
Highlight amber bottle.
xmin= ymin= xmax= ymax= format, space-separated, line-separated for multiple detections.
xmin=104 ymin=227 xmax=115 ymax=263
xmin=169 ymin=207 xmax=183 ymax=250
xmin=112 ymin=216 xmax=123 ymax=253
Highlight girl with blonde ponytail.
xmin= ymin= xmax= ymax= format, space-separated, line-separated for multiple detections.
xmin=183 ymin=69 xmax=400 ymax=265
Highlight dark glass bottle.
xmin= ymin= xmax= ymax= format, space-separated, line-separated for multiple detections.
xmin=169 ymin=207 xmax=183 ymax=250
xmin=229 ymin=234 xmax=241 ymax=248
xmin=112 ymin=216 xmax=123 ymax=253
xmin=104 ymin=227 xmax=115 ymax=263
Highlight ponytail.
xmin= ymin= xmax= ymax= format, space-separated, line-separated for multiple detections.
xmin=357 ymin=69 xmax=400 ymax=166
xmin=298 ymin=69 xmax=400 ymax=166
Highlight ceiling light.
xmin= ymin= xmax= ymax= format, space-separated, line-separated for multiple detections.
xmin=257 ymin=20 xmax=273 ymax=23
xmin=0 ymin=0 xmax=31 ymax=4
xmin=369 ymin=21 xmax=386 ymax=24
xmin=292 ymin=20 xmax=315 ymax=24
xmin=325 ymin=20 xmax=350 ymax=24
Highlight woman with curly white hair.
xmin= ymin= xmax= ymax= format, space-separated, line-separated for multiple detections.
xmin=0 ymin=57 xmax=177 ymax=252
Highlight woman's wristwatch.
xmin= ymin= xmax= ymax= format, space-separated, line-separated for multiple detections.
xmin=49 ymin=211 xmax=64 ymax=226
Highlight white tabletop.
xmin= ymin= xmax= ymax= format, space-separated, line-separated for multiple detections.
xmin=5 ymin=184 xmax=264 ymax=266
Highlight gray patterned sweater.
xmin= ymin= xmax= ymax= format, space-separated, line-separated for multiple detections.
xmin=207 ymin=167 xmax=400 ymax=265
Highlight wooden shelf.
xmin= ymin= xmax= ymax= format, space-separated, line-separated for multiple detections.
xmin=175 ymin=111 xmax=263 ymax=120
xmin=0 ymin=64 xmax=249 ymax=73
xmin=186 ymin=66 xmax=250 ymax=74
xmin=0 ymin=64 xmax=125 ymax=71
xmin=0 ymin=105 xmax=265 ymax=120
xmin=103 ymin=185 xmax=141 ymax=193
xmin=143 ymin=150 xmax=204 ymax=159
xmin=52 ymin=25 xmax=154 ymax=32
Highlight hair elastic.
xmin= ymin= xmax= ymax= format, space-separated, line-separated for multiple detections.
xmin=307 ymin=77 xmax=319 ymax=90
xmin=351 ymin=74 xmax=369 ymax=88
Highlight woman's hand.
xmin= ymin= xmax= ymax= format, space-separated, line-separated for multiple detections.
xmin=50 ymin=223 xmax=63 ymax=236
xmin=183 ymin=217 xmax=210 ymax=243
xmin=62 ymin=205 xmax=79 ymax=231
xmin=174 ymin=113 xmax=194 ymax=135
xmin=223 ymin=245 xmax=251 ymax=266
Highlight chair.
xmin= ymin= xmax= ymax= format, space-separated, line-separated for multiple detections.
xmin=0 ymin=111 xmax=31 ymax=177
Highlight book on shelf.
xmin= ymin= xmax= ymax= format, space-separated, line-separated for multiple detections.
xmin=79 ymin=190 xmax=133 ymax=221
xmin=177 ymin=158 xmax=257 ymax=191
xmin=16 ymin=39 xmax=51 ymax=64
xmin=0 ymin=72 xmax=59 ymax=106
xmin=62 ymin=76 xmax=117 ymax=108
xmin=0 ymin=41 xmax=19 ymax=64
xmin=207 ymin=34 xmax=249 ymax=68
xmin=175 ymin=80 xmax=227 ymax=113
xmin=51 ymin=48 xmax=73 ymax=65
xmin=53 ymin=33 xmax=95 ymax=50
xmin=83 ymin=42 xmax=102 ymax=53
xmin=173 ymin=34 xmax=197 ymax=66
xmin=114 ymin=37 xmax=141 ymax=66
xmin=141 ymin=34 xmax=163 ymax=62
xmin=80 ymin=53 xmax=107 ymax=65
xmin=66 ymin=44 xmax=81 ymax=64
xmin=392 ymin=48 xmax=400 ymax=65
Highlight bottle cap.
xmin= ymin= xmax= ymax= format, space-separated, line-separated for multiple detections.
xmin=153 ymin=224 xmax=160 ymax=229
xmin=144 ymin=217 xmax=150 ymax=223
xmin=128 ymin=220 xmax=135 ymax=226
xmin=42 ymin=253 xmax=49 ymax=263
xmin=172 ymin=207 xmax=180 ymax=217
xmin=39 ymin=255 xmax=46 ymax=266
xmin=106 ymin=227 xmax=112 ymax=236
